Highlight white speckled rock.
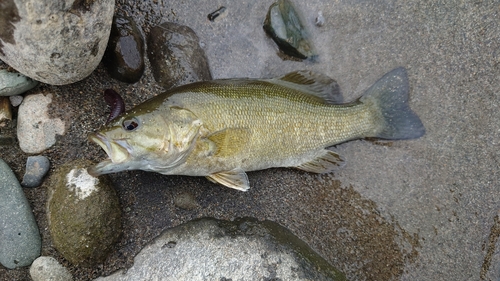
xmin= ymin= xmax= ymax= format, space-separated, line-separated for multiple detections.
xmin=30 ymin=256 xmax=73 ymax=281
xmin=0 ymin=0 xmax=114 ymax=85
xmin=17 ymin=93 xmax=65 ymax=154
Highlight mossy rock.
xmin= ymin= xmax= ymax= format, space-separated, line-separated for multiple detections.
xmin=47 ymin=159 xmax=122 ymax=265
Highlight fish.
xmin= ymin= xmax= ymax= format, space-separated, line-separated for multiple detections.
xmin=88 ymin=67 xmax=425 ymax=191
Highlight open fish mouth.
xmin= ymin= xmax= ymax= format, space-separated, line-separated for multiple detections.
xmin=88 ymin=133 xmax=131 ymax=165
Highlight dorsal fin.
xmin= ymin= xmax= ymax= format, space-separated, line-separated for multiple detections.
xmin=272 ymin=70 xmax=343 ymax=104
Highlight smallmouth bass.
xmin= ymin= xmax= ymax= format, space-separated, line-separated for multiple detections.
xmin=88 ymin=68 xmax=425 ymax=191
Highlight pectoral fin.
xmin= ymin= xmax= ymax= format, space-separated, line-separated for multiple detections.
xmin=206 ymin=168 xmax=250 ymax=191
xmin=208 ymin=128 xmax=250 ymax=157
xmin=295 ymin=150 xmax=346 ymax=173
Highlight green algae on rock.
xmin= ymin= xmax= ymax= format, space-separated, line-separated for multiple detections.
xmin=47 ymin=159 xmax=122 ymax=265
xmin=263 ymin=0 xmax=316 ymax=60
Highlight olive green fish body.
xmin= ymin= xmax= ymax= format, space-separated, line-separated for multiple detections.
xmin=163 ymin=81 xmax=374 ymax=174
xmin=88 ymin=68 xmax=425 ymax=191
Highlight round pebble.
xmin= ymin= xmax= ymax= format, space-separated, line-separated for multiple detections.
xmin=9 ymin=95 xmax=23 ymax=107
xmin=22 ymin=155 xmax=50 ymax=188
xmin=30 ymin=256 xmax=73 ymax=281
xmin=147 ymin=22 xmax=212 ymax=89
xmin=103 ymin=10 xmax=145 ymax=83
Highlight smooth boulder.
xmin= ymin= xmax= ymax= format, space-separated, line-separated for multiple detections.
xmin=47 ymin=160 xmax=122 ymax=265
xmin=147 ymin=22 xmax=212 ymax=89
xmin=0 ymin=159 xmax=41 ymax=269
xmin=94 ymin=218 xmax=345 ymax=281
xmin=0 ymin=0 xmax=114 ymax=85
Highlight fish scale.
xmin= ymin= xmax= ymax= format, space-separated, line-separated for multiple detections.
xmin=161 ymin=81 xmax=376 ymax=175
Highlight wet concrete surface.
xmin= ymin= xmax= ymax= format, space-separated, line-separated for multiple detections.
xmin=1 ymin=0 xmax=499 ymax=280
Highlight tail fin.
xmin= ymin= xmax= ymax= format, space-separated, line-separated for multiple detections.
xmin=361 ymin=67 xmax=425 ymax=140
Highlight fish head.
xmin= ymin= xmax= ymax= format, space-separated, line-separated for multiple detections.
xmin=87 ymin=106 xmax=202 ymax=176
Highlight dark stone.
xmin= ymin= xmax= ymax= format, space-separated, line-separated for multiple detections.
xmin=103 ymin=11 xmax=145 ymax=83
xmin=147 ymin=22 xmax=212 ymax=89
xmin=21 ymin=156 xmax=50 ymax=188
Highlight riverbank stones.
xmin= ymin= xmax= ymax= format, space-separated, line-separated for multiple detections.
xmin=0 ymin=158 xmax=41 ymax=269
xmin=22 ymin=155 xmax=50 ymax=188
xmin=47 ymin=160 xmax=122 ymax=265
xmin=147 ymin=22 xmax=212 ymax=89
xmin=103 ymin=10 xmax=145 ymax=83
xmin=17 ymin=93 xmax=65 ymax=154
xmin=0 ymin=69 xmax=38 ymax=96
xmin=29 ymin=256 xmax=73 ymax=281
xmin=94 ymin=218 xmax=345 ymax=281
xmin=0 ymin=0 xmax=114 ymax=85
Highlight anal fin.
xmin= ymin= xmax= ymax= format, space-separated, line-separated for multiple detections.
xmin=295 ymin=150 xmax=345 ymax=174
xmin=206 ymin=168 xmax=250 ymax=191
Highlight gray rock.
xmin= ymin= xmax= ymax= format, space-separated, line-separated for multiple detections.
xmin=0 ymin=0 xmax=114 ymax=85
xmin=0 ymin=69 xmax=38 ymax=96
xmin=29 ymin=256 xmax=73 ymax=281
xmin=22 ymin=155 xmax=50 ymax=188
xmin=147 ymin=22 xmax=212 ymax=89
xmin=103 ymin=10 xmax=145 ymax=83
xmin=94 ymin=218 xmax=346 ymax=281
xmin=17 ymin=93 xmax=65 ymax=154
xmin=48 ymin=159 xmax=122 ymax=265
xmin=9 ymin=94 xmax=23 ymax=107
xmin=0 ymin=158 xmax=41 ymax=269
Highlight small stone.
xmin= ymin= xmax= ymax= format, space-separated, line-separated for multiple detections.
xmin=147 ymin=22 xmax=212 ymax=89
xmin=315 ymin=11 xmax=325 ymax=27
xmin=207 ymin=6 xmax=227 ymax=22
xmin=48 ymin=160 xmax=122 ymax=265
xmin=174 ymin=192 xmax=199 ymax=210
xmin=0 ymin=69 xmax=39 ymax=96
xmin=0 ymin=158 xmax=41 ymax=269
xmin=29 ymin=256 xmax=73 ymax=281
xmin=103 ymin=10 xmax=145 ymax=83
xmin=17 ymin=93 xmax=65 ymax=154
xmin=263 ymin=0 xmax=316 ymax=60
xmin=22 ymin=155 xmax=50 ymax=188
xmin=0 ymin=0 xmax=115 ymax=85
xmin=0 ymin=96 xmax=12 ymax=121
xmin=9 ymin=95 xmax=23 ymax=107
xmin=94 ymin=218 xmax=345 ymax=281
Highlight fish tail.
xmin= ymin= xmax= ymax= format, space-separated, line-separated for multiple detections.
xmin=362 ymin=67 xmax=425 ymax=139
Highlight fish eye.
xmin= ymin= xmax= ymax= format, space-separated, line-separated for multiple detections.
xmin=122 ymin=117 xmax=140 ymax=131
